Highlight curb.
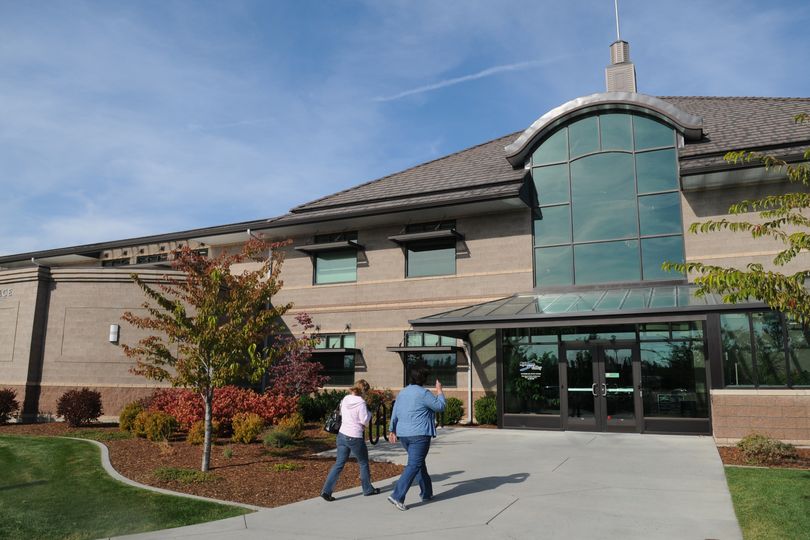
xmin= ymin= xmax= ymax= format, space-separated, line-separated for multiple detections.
xmin=61 ymin=437 xmax=263 ymax=511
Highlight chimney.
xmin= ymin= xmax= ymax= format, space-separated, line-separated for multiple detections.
xmin=605 ymin=39 xmax=637 ymax=93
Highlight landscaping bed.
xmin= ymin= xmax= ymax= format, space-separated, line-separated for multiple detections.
xmin=718 ymin=445 xmax=810 ymax=470
xmin=0 ymin=422 xmax=403 ymax=508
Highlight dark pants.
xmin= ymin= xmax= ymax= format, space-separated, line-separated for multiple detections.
xmin=322 ymin=432 xmax=374 ymax=496
xmin=391 ymin=435 xmax=432 ymax=503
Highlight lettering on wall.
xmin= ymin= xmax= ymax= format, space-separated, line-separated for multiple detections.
xmin=0 ymin=288 xmax=12 ymax=299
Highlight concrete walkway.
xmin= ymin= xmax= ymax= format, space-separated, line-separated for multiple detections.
xmin=114 ymin=428 xmax=741 ymax=540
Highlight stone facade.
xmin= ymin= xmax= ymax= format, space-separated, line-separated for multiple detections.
xmin=711 ymin=389 xmax=810 ymax=445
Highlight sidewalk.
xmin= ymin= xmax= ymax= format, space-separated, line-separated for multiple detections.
xmin=113 ymin=427 xmax=741 ymax=539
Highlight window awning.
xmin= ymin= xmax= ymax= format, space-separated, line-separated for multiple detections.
xmin=310 ymin=348 xmax=360 ymax=354
xmin=409 ymin=284 xmax=768 ymax=331
xmin=294 ymin=240 xmax=363 ymax=253
xmin=387 ymin=229 xmax=464 ymax=244
xmin=385 ymin=345 xmax=462 ymax=353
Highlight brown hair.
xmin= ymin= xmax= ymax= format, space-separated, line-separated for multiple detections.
xmin=350 ymin=379 xmax=370 ymax=396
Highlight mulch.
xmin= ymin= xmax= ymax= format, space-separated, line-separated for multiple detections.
xmin=717 ymin=445 xmax=810 ymax=470
xmin=0 ymin=422 xmax=403 ymax=508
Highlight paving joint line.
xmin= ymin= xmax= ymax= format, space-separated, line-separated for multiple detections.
xmin=551 ymin=456 xmax=570 ymax=472
xmin=485 ymin=496 xmax=520 ymax=525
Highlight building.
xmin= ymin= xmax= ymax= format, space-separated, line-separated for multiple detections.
xmin=1 ymin=40 xmax=808 ymax=444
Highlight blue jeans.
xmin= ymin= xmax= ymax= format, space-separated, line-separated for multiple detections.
xmin=322 ymin=432 xmax=375 ymax=496
xmin=391 ymin=435 xmax=432 ymax=503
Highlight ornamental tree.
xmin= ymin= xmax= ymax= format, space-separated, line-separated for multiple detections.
xmin=266 ymin=312 xmax=327 ymax=399
xmin=664 ymin=113 xmax=810 ymax=326
xmin=122 ymin=238 xmax=308 ymax=471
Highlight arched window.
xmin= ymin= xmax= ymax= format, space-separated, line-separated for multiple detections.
xmin=532 ymin=112 xmax=685 ymax=287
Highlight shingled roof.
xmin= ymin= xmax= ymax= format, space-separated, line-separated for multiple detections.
xmin=290 ymin=96 xmax=810 ymax=218
xmin=661 ymin=96 xmax=810 ymax=174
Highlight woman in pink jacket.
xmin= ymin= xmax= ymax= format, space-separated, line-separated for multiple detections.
xmin=321 ymin=379 xmax=380 ymax=500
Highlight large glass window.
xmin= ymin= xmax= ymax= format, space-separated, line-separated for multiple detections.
xmin=316 ymin=353 xmax=355 ymax=386
xmin=404 ymin=221 xmax=457 ymax=278
xmin=313 ymin=231 xmax=358 ymax=285
xmin=640 ymin=322 xmax=708 ymax=418
xmin=503 ymin=341 xmax=561 ymax=415
xmin=405 ymin=353 xmax=457 ymax=387
xmin=405 ymin=331 xmax=456 ymax=347
xmin=720 ymin=311 xmax=796 ymax=388
xmin=531 ymin=112 xmax=684 ymax=288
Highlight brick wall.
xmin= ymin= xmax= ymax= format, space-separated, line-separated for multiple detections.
xmin=711 ymin=389 xmax=810 ymax=445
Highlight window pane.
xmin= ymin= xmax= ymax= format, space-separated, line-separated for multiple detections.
xmin=532 ymin=164 xmax=569 ymax=205
xmin=407 ymin=242 xmax=455 ymax=277
xmin=571 ymin=153 xmax=637 ymax=242
xmin=636 ymin=149 xmax=678 ymax=193
xmin=600 ymin=113 xmax=633 ymax=151
xmin=423 ymin=333 xmax=440 ymax=347
xmin=342 ymin=334 xmax=356 ymax=348
xmin=641 ymin=341 xmax=708 ymax=418
xmin=574 ymin=240 xmax=639 ymax=284
xmin=405 ymin=332 xmax=422 ymax=347
xmin=721 ymin=314 xmax=755 ymax=386
xmin=640 ymin=323 xmax=669 ymax=340
xmin=532 ymin=128 xmax=568 ymax=165
xmin=327 ymin=335 xmax=342 ymax=348
xmin=534 ymin=246 xmax=573 ymax=287
xmin=672 ymin=321 xmax=703 ymax=340
xmin=639 ymin=192 xmax=682 ymax=236
xmin=641 ymin=236 xmax=684 ymax=281
xmin=534 ymin=205 xmax=571 ymax=246
xmin=633 ymin=116 xmax=674 ymax=150
xmin=440 ymin=335 xmax=456 ymax=346
xmin=752 ymin=312 xmax=787 ymax=386
xmin=405 ymin=353 xmax=457 ymax=387
xmin=318 ymin=353 xmax=355 ymax=386
xmin=315 ymin=250 xmax=356 ymax=284
xmin=503 ymin=344 xmax=560 ymax=415
xmin=569 ymin=116 xmax=599 ymax=158
xmin=788 ymin=321 xmax=810 ymax=387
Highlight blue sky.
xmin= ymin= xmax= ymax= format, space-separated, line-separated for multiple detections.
xmin=1 ymin=0 xmax=808 ymax=255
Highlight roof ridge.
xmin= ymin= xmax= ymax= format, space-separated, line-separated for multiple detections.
xmin=291 ymin=130 xmax=522 ymax=212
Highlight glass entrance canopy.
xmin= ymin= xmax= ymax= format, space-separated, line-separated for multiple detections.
xmin=411 ymin=284 xmax=766 ymax=329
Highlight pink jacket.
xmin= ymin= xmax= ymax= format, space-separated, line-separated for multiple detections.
xmin=339 ymin=394 xmax=371 ymax=438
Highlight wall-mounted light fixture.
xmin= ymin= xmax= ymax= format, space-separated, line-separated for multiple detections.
xmin=109 ymin=324 xmax=120 ymax=344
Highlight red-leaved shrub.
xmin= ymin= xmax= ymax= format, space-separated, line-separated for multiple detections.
xmin=149 ymin=386 xmax=296 ymax=430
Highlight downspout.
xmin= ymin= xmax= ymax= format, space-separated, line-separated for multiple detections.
xmin=462 ymin=339 xmax=473 ymax=424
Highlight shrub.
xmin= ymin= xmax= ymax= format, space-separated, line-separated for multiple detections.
xmin=365 ymin=388 xmax=395 ymax=413
xmin=0 ymin=388 xmax=20 ymax=424
xmin=443 ymin=397 xmax=464 ymax=425
xmin=186 ymin=419 xmax=222 ymax=445
xmin=119 ymin=401 xmax=145 ymax=432
xmin=298 ymin=390 xmax=348 ymax=422
xmin=149 ymin=386 xmax=297 ymax=430
xmin=264 ymin=428 xmax=295 ymax=448
xmin=737 ymin=433 xmax=798 ymax=465
xmin=231 ymin=412 xmax=264 ymax=444
xmin=222 ymin=446 xmax=233 ymax=459
xmin=275 ymin=412 xmax=304 ymax=439
xmin=133 ymin=410 xmax=177 ymax=441
xmin=474 ymin=395 xmax=497 ymax=425
xmin=56 ymin=388 xmax=103 ymax=427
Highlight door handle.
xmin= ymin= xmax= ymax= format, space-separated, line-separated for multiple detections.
xmin=591 ymin=383 xmax=597 ymax=396
xmin=601 ymin=383 xmax=607 ymax=396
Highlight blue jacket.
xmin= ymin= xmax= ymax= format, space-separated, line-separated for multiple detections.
xmin=389 ymin=385 xmax=446 ymax=437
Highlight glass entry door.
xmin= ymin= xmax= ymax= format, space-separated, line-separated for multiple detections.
xmin=563 ymin=343 xmax=641 ymax=432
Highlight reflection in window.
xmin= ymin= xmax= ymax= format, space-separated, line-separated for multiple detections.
xmin=721 ymin=314 xmax=756 ymax=386
xmin=641 ymin=341 xmax=708 ymax=418
xmin=316 ymin=353 xmax=355 ymax=386
xmin=405 ymin=352 xmax=457 ymax=387
xmin=503 ymin=343 xmax=560 ymax=415
xmin=752 ymin=312 xmax=787 ymax=386
xmin=788 ymin=321 xmax=810 ymax=387
xmin=530 ymin=112 xmax=683 ymax=287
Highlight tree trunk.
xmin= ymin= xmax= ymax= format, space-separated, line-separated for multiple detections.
xmin=201 ymin=388 xmax=213 ymax=472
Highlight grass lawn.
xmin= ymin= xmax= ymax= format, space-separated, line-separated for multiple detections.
xmin=0 ymin=435 xmax=250 ymax=540
xmin=725 ymin=466 xmax=810 ymax=540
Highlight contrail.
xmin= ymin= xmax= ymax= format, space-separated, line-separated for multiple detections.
xmin=375 ymin=59 xmax=557 ymax=102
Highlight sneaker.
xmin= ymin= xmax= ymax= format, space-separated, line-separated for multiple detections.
xmin=364 ymin=488 xmax=381 ymax=496
xmin=387 ymin=496 xmax=407 ymax=511
xmin=320 ymin=493 xmax=336 ymax=502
